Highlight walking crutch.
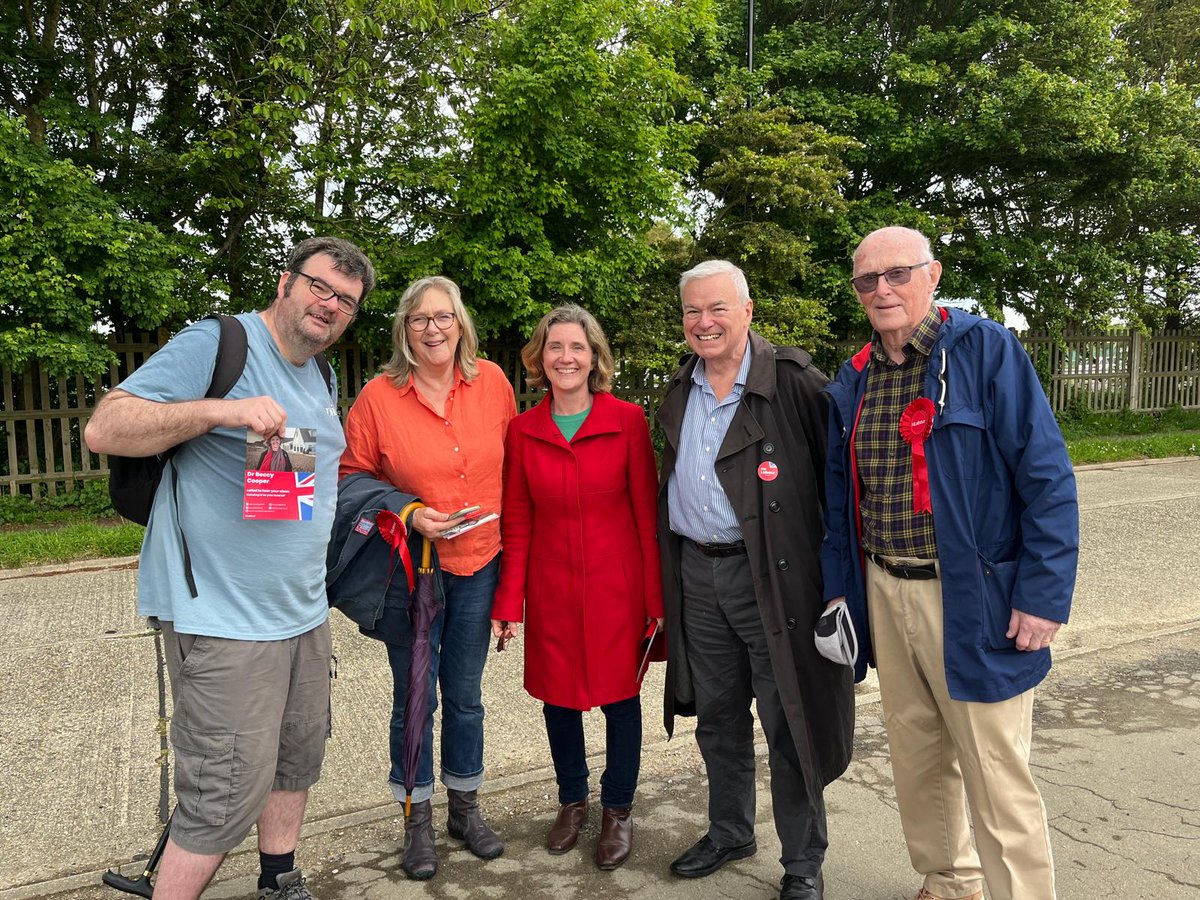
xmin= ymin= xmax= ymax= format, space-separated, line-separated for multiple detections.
xmin=101 ymin=813 xmax=171 ymax=898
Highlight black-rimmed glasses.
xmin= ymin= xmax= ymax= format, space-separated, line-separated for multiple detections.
xmin=850 ymin=261 xmax=930 ymax=294
xmin=292 ymin=271 xmax=361 ymax=315
xmin=406 ymin=312 xmax=457 ymax=331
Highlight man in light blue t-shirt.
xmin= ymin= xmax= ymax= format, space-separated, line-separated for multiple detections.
xmin=86 ymin=237 xmax=375 ymax=900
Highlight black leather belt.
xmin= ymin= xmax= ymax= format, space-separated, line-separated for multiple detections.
xmin=689 ymin=538 xmax=747 ymax=558
xmin=867 ymin=551 xmax=938 ymax=580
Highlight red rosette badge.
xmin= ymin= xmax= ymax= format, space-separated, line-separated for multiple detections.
xmin=899 ymin=397 xmax=936 ymax=514
xmin=376 ymin=509 xmax=416 ymax=593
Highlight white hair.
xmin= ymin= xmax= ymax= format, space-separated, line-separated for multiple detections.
xmin=679 ymin=260 xmax=751 ymax=306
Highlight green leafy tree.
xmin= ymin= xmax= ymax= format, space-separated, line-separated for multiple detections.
xmin=432 ymin=0 xmax=713 ymax=339
xmin=688 ymin=86 xmax=853 ymax=354
xmin=0 ymin=0 xmax=498 ymax=321
xmin=0 ymin=113 xmax=189 ymax=375
xmin=2 ymin=0 xmax=711 ymax=356
xmin=1116 ymin=0 xmax=1200 ymax=329
xmin=699 ymin=0 xmax=1200 ymax=337
xmin=607 ymin=82 xmax=855 ymax=384
xmin=613 ymin=224 xmax=694 ymax=377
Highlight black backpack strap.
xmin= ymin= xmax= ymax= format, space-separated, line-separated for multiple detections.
xmin=314 ymin=351 xmax=334 ymax=398
xmin=173 ymin=464 xmax=200 ymax=598
xmin=205 ymin=314 xmax=248 ymax=399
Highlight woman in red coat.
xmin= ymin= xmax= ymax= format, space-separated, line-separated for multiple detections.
xmin=491 ymin=304 xmax=663 ymax=871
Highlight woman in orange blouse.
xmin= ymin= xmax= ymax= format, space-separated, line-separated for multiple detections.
xmin=341 ymin=275 xmax=516 ymax=880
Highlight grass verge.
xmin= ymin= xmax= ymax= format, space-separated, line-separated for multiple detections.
xmin=1059 ymin=407 xmax=1200 ymax=465
xmin=1066 ymin=433 xmax=1200 ymax=466
xmin=1058 ymin=406 xmax=1200 ymax=440
xmin=0 ymin=522 xmax=144 ymax=569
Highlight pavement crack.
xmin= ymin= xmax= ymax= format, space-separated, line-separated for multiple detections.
xmin=1036 ymin=774 xmax=1128 ymax=810
xmin=746 ymin=872 xmax=777 ymax=891
xmin=1148 ymin=868 xmax=1200 ymax=889
xmin=1120 ymin=825 xmax=1200 ymax=841
xmin=1143 ymin=795 xmax=1200 ymax=814
xmin=1080 ymin=492 xmax=1200 ymax=511
xmin=1049 ymin=816 xmax=1140 ymax=864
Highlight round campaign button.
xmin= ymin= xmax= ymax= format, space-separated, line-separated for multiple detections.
xmin=757 ymin=460 xmax=779 ymax=482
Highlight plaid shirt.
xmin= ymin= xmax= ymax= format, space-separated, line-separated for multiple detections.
xmin=855 ymin=305 xmax=942 ymax=558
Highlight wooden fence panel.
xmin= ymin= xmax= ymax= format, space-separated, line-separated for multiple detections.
xmin=22 ymin=367 xmax=37 ymax=493
xmin=481 ymin=345 xmax=537 ymax=410
xmin=2 ymin=370 xmax=16 ymax=495
xmin=1140 ymin=331 xmax=1200 ymax=412
xmin=4 ymin=327 xmax=1199 ymax=499
xmin=1 ymin=331 xmax=162 ymax=498
xmin=1044 ymin=331 xmax=1133 ymax=413
xmin=1 ymin=363 xmax=90 ymax=497
xmin=325 ymin=341 xmax=380 ymax=416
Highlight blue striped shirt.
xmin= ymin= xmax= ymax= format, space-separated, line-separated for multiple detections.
xmin=667 ymin=343 xmax=753 ymax=543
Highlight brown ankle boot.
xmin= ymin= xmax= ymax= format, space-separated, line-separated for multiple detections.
xmin=401 ymin=799 xmax=437 ymax=880
xmin=595 ymin=806 xmax=632 ymax=870
xmin=446 ymin=788 xmax=504 ymax=859
xmin=546 ymin=798 xmax=589 ymax=854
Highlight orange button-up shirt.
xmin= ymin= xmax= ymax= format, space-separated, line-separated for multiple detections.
xmin=340 ymin=359 xmax=517 ymax=575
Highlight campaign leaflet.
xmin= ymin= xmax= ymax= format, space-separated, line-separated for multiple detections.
xmin=243 ymin=426 xmax=318 ymax=520
xmin=438 ymin=512 xmax=499 ymax=539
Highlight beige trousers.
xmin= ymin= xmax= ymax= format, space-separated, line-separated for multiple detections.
xmin=866 ymin=557 xmax=1056 ymax=900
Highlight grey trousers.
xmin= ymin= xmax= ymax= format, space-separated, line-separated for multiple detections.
xmin=680 ymin=540 xmax=828 ymax=877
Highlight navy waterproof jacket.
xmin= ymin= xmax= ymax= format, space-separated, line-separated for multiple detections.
xmin=819 ymin=307 xmax=1079 ymax=702
xmin=326 ymin=472 xmax=437 ymax=636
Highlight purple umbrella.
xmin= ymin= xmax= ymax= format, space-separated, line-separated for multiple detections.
xmin=402 ymin=536 xmax=441 ymax=817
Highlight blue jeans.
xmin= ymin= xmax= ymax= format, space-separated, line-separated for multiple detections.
xmin=543 ymin=694 xmax=642 ymax=809
xmin=380 ymin=554 xmax=499 ymax=803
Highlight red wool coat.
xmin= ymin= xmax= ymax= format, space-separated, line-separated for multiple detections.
xmin=492 ymin=390 xmax=664 ymax=710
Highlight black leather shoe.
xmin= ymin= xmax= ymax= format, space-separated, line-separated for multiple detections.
xmin=669 ymin=834 xmax=757 ymax=878
xmin=780 ymin=871 xmax=824 ymax=900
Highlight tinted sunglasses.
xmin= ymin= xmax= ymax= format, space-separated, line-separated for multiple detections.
xmin=851 ymin=261 xmax=930 ymax=293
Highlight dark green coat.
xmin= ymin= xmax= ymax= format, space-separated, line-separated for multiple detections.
xmin=656 ymin=330 xmax=854 ymax=796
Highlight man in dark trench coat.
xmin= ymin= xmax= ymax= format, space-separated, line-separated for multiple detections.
xmin=657 ymin=259 xmax=854 ymax=900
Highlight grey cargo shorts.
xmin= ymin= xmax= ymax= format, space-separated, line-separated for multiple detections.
xmin=159 ymin=619 xmax=332 ymax=856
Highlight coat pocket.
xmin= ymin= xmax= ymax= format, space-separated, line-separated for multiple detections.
xmin=979 ymin=556 xmax=1017 ymax=650
xmin=933 ymin=404 xmax=986 ymax=480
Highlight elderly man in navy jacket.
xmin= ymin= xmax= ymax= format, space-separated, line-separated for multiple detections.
xmin=820 ymin=227 xmax=1078 ymax=900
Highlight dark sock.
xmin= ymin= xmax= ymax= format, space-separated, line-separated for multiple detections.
xmin=258 ymin=850 xmax=295 ymax=891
